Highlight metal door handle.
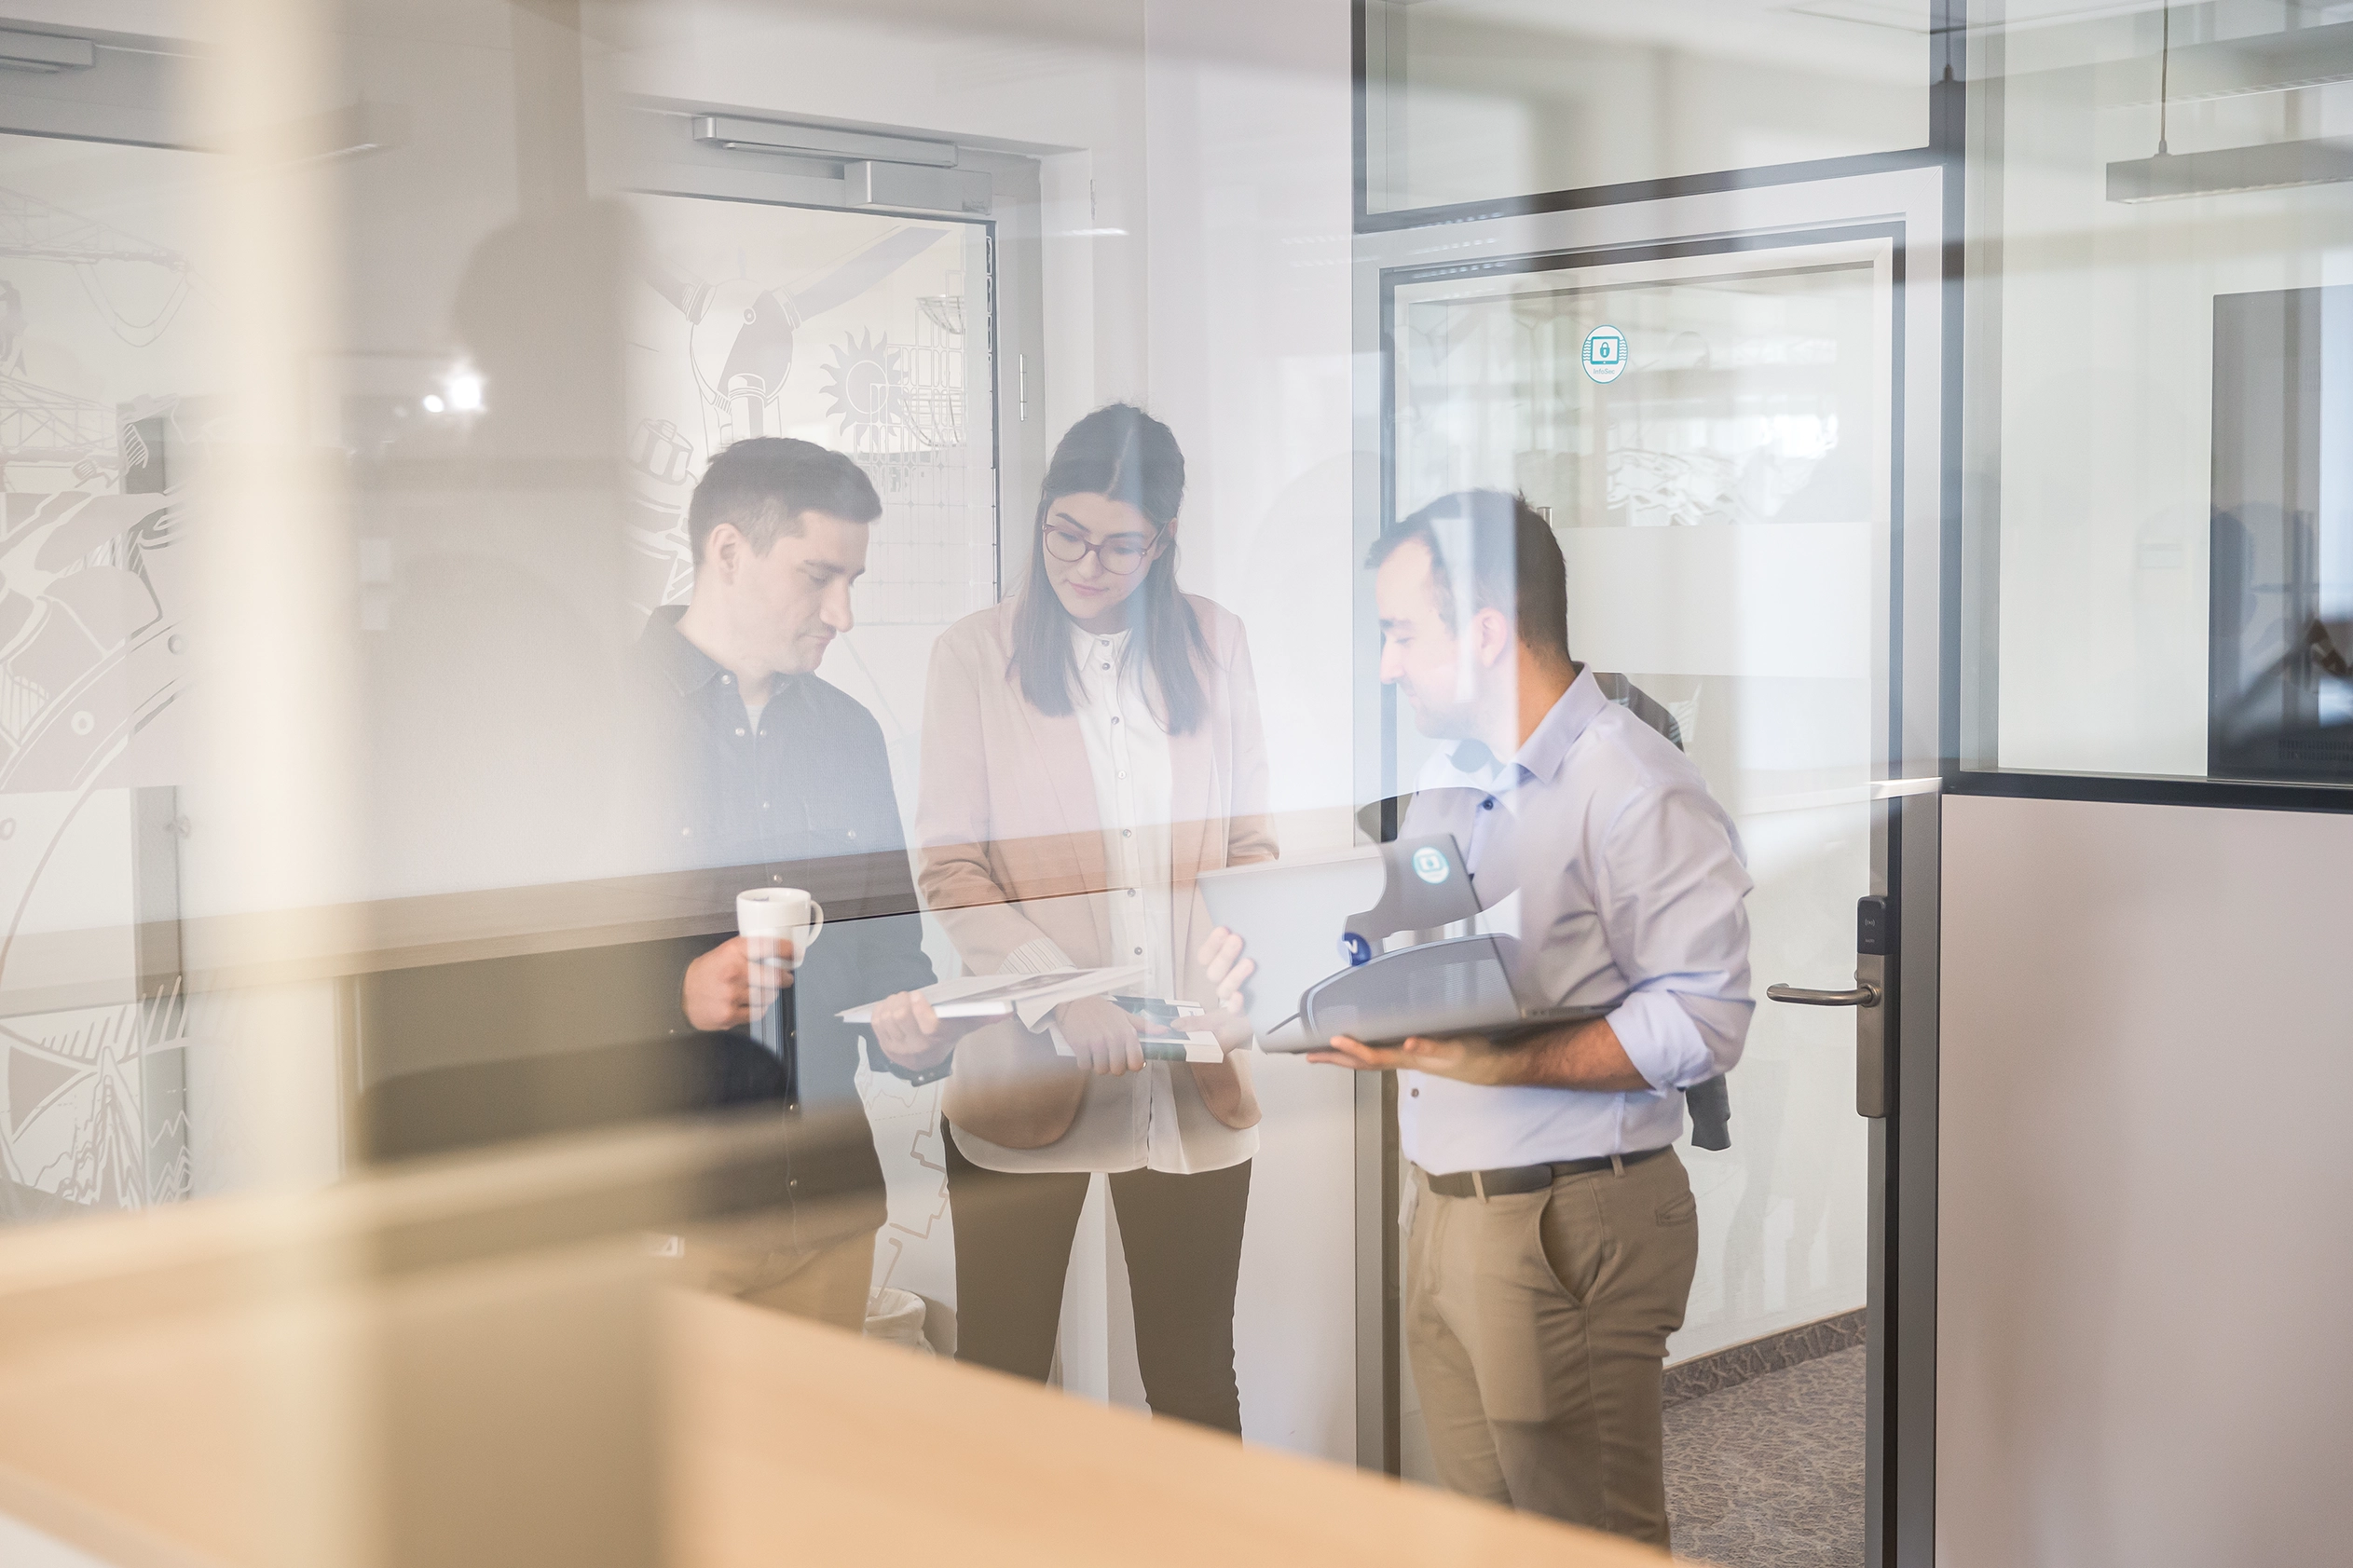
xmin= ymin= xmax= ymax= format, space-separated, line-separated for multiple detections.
xmin=1767 ymin=980 xmax=1882 ymax=1008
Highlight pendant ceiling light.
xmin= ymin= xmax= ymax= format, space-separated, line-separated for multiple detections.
xmin=2108 ymin=6 xmax=2353 ymax=202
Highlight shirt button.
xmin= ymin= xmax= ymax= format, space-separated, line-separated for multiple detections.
xmin=1112 ymin=716 xmax=1120 ymax=725
xmin=1482 ymin=798 xmax=1496 ymax=811
xmin=1411 ymin=1087 xmax=1420 ymax=1098
xmin=1133 ymin=947 xmax=1143 ymax=956
xmin=1101 ymin=661 xmax=1111 ymax=670
xmin=1122 ymin=828 xmax=1132 ymax=838
xmin=721 ymin=675 xmax=732 ymax=684
xmin=1127 ymin=888 xmax=1137 ymax=897
xmin=680 ymin=827 xmax=691 ymax=837
xmin=735 ymin=728 xmax=746 ymax=737
xmin=1117 ymin=770 xmax=1127 ymax=780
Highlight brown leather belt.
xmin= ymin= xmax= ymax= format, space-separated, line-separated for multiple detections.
xmin=1424 ymin=1144 xmax=1669 ymax=1199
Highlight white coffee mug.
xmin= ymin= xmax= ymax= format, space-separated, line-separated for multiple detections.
xmin=738 ymin=887 xmax=825 ymax=969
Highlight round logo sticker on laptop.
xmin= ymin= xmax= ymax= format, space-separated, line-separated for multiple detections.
xmin=1411 ymin=846 xmax=1450 ymax=884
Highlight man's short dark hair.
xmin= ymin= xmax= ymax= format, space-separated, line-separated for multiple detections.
xmin=687 ymin=437 xmax=882 ymax=562
xmin=1368 ymin=489 xmax=1572 ymax=665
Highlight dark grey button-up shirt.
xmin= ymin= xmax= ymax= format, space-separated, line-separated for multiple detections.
xmin=625 ymin=607 xmax=938 ymax=1119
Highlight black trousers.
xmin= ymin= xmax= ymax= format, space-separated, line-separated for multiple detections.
xmin=943 ymin=1124 xmax=1252 ymax=1434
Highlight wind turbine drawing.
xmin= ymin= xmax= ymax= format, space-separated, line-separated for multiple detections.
xmin=643 ymin=224 xmax=943 ymax=456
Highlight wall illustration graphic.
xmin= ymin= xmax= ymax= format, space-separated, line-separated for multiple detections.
xmin=626 ymin=198 xmax=996 ymax=625
xmin=0 ymin=133 xmax=212 ymax=1223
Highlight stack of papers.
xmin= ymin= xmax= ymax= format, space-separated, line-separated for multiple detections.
xmin=837 ymin=965 xmax=1148 ymax=1028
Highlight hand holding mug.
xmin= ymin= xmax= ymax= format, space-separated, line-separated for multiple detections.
xmin=681 ymin=934 xmax=795 ymax=1031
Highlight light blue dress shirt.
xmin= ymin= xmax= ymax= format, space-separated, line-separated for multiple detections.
xmin=1394 ymin=669 xmax=1754 ymax=1173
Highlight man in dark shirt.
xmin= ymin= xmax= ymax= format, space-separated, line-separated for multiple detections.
xmin=626 ymin=436 xmax=978 ymax=1330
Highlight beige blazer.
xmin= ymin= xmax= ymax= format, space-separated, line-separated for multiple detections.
xmin=916 ymin=593 xmax=1278 ymax=1150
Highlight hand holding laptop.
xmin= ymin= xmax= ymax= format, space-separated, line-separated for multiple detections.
xmin=1198 ymin=921 xmax=1621 ymax=1080
xmin=1197 ymin=926 xmax=1254 ymax=1006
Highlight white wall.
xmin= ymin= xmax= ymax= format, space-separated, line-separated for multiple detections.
xmin=1939 ymin=793 xmax=2353 ymax=1566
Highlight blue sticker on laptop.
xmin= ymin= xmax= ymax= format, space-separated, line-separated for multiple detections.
xmin=1412 ymin=845 xmax=1451 ymax=884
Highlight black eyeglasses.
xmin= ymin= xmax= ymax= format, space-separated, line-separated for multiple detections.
xmin=1041 ymin=522 xmax=1157 ymax=576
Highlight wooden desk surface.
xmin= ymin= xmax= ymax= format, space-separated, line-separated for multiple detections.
xmin=0 ymin=1281 xmax=1663 ymax=1568
xmin=666 ymin=1289 xmax=1662 ymax=1568
xmin=0 ymin=1116 xmax=1660 ymax=1568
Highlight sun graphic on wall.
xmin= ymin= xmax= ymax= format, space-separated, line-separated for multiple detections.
xmin=821 ymin=329 xmax=908 ymax=450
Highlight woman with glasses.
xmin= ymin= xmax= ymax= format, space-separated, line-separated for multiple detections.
xmin=915 ymin=403 xmax=1272 ymax=1433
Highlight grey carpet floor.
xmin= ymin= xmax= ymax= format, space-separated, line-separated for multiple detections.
xmin=1663 ymin=1343 xmax=1866 ymax=1568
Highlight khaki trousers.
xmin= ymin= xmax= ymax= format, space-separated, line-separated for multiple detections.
xmin=1405 ymin=1148 xmax=1699 ymax=1547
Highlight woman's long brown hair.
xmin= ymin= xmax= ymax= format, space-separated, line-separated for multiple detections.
xmin=1010 ymin=403 xmax=1208 ymax=734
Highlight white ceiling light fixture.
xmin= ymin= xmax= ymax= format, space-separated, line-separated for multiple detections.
xmin=2109 ymin=137 xmax=2353 ymax=201
xmin=2107 ymin=7 xmax=2353 ymax=202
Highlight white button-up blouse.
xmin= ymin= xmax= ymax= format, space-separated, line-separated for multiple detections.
xmin=949 ymin=625 xmax=1259 ymax=1176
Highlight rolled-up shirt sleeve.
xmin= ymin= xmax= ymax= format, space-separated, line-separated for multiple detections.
xmin=1594 ymin=781 xmax=1755 ymax=1091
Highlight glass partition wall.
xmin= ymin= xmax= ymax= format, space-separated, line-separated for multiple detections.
xmin=1962 ymin=0 xmax=2353 ymax=796
xmin=0 ymin=8 xmax=1371 ymax=1550
xmin=9 ymin=0 xmax=2338 ymax=1563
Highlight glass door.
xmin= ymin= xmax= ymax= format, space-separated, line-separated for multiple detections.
xmin=621 ymin=193 xmax=999 ymax=1316
xmin=1355 ymin=168 xmax=1947 ymax=1568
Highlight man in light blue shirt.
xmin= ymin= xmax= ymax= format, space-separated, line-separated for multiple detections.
xmin=1213 ymin=489 xmax=1751 ymax=1545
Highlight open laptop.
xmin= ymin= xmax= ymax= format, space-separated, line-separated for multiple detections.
xmin=1197 ymin=843 xmax=1615 ymax=1052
